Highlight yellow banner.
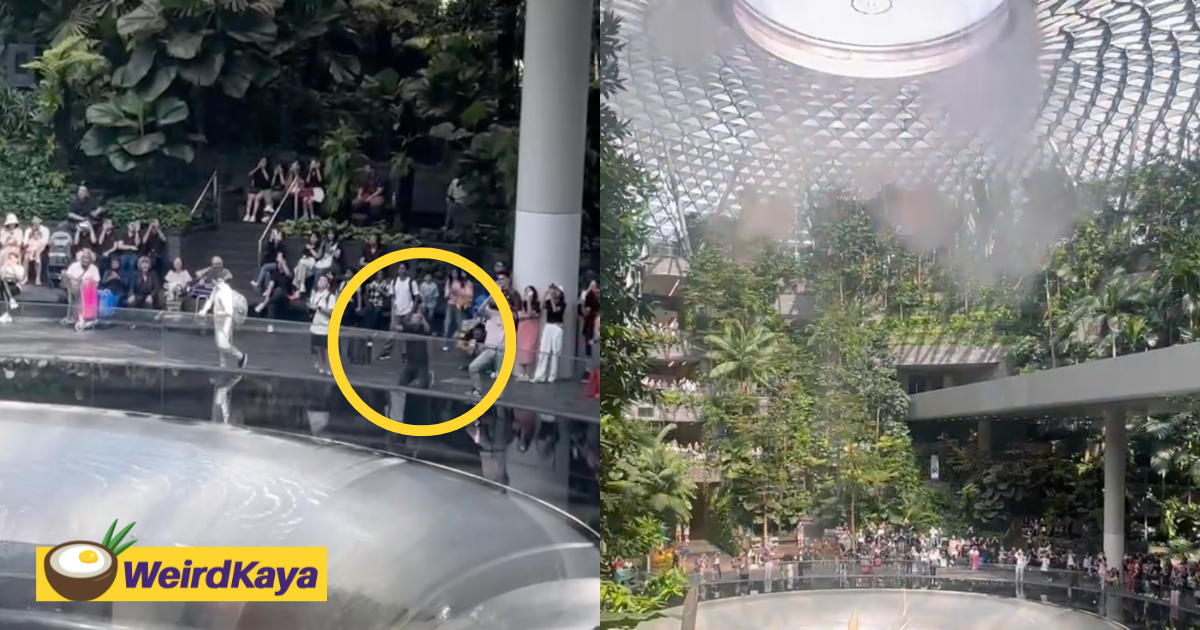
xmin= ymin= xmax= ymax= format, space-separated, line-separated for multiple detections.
xmin=36 ymin=546 xmax=327 ymax=602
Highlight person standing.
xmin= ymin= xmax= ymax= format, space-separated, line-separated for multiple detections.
xmin=1015 ymin=549 xmax=1027 ymax=583
xmin=197 ymin=274 xmax=248 ymax=369
xmin=532 ymin=284 xmax=566 ymax=383
xmin=380 ymin=262 xmax=420 ymax=361
xmin=308 ymin=274 xmax=336 ymax=374
xmin=442 ymin=269 xmax=472 ymax=350
xmin=400 ymin=311 xmax=432 ymax=388
xmin=467 ymin=299 xmax=505 ymax=397
xmin=515 ymin=286 xmax=541 ymax=381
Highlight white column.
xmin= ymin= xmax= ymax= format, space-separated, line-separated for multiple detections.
xmin=1104 ymin=410 xmax=1127 ymax=573
xmin=512 ymin=0 xmax=591 ymax=380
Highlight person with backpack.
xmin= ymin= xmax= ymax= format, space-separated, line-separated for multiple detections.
xmin=379 ymin=261 xmax=421 ymax=361
xmin=197 ymin=273 xmax=248 ymax=369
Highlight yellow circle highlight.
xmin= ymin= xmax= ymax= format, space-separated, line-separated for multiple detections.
xmin=327 ymin=247 xmax=516 ymax=436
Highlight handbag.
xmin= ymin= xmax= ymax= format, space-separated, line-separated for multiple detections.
xmin=311 ymin=187 xmax=325 ymax=203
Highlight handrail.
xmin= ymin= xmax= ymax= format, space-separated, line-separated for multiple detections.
xmin=257 ymin=183 xmax=299 ymax=265
xmin=189 ymin=170 xmax=219 ymax=222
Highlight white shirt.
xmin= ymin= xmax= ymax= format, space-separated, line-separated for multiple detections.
xmin=391 ymin=276 xmax=419 ymax=316
xmin=309 ymin=290 xmax=335 ymax=335
xmin=65 ymin=261 xmax=100 ymax=285
xmin=24 ymin=225 xmax=48 ymax=244
xmin=447 ymin=178 xmax=467 ymax=204
xmin=165 ymin=269 xmax=192 ymax=287
xmin=201 ymin=282 xmax=236 ymax=318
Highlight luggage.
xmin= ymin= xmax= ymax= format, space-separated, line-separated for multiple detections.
xmin=98 ymin=289 xmax=116 ymax=318
xmin=348 ymin=337 xmax=372 ymax=365
xmin=76 ymin=280 xmax=98 ymax=330
xmin=231 ymin=289 xmax=249 ymax=325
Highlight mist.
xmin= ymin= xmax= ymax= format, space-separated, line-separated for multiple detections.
xmin=626 ymin=0 xmax=1110 ymax=285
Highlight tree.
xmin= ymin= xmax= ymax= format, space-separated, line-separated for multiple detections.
xmin=703 ymin=320 xmax=782 ymax=393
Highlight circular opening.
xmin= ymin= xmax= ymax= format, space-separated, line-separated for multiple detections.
xmin=732 ymin=0 xmax=1012 ymax=78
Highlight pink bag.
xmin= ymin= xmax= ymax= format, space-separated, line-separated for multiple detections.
xmin=80 ymin=280 xmax=98 ymax=322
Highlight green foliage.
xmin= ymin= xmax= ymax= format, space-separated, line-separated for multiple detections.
xmin=456 ymin=124 xmax=518 ymax=210
xmin=318 ymin=122 xmax=364 ymax=215
xmin=602 ymin=421 xmax=695 ymax=559
xmin=0 ymin=134 xmax=70 ymax=217
xmin=941 ymin=435 xmax=1103 ymax=528
xmin=277 ymin=218 xmax=420 ymax=247
xmin=80 ymin=93 xmax=194 ymax=171
xmin=20 ymin=34 xmax=108 ymax=123
xmin=0 ymin=86 xmax=189 ymax=229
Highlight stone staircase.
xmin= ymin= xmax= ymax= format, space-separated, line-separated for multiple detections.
xmin=181 ymin=218 xmax=265 ymax=299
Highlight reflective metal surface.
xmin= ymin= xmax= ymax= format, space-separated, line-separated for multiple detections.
xmin=0 ymin=359 xmax=600 ymax=630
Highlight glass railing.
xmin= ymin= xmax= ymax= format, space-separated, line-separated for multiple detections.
xmin=1 ymin=303 xmax=599 ymax=421
xmin=649 ymin=575 xmax=1200 ymax=629
xmin=0 ymin=358 xmax=601 ymax=630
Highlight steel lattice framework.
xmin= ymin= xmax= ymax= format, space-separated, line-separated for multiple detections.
xmin=610 ymin=0 xmax=1200 ymax=243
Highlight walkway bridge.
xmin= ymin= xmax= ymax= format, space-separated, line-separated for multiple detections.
xmin=908 ymin=341 xmax=1200 ymax=421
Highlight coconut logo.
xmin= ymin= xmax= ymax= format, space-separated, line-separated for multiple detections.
xmin=43 ymin=520 xmax=137 ymax=601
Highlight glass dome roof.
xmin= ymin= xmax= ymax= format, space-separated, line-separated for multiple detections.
xmin=609 ymin=0 xmax=1200 ymax=243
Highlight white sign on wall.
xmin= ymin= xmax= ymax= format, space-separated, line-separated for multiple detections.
xmin=930 ymin=454 xmax=940 ymax=480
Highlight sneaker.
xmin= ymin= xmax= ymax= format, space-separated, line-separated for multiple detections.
xmin=267 ymin=324 xmax=274 ymax=333
xmin=467 ymin=388 xmax=482 ymax=398
xmin=9 ymin=300 xmax=16 ymax=310
xmin=0 ymin=312 xmax=12 ymax=324
xmin=250 ymin=280 xmax=258 ymax=288
xmin=238 ymin=354 xmax=248 ymax=369
xmin=377 ymin=352 xmax=391 ymax=361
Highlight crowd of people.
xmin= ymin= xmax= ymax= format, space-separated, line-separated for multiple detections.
xmin=642 ymin=377 xmax=701 ymax=392
xmin=654 ymin=519 xmax=1200 ymax=611
xmin=664 ymin=442 xmax=708 ymax=462
xmin=21 ymin=183 xmax=603 ymax=399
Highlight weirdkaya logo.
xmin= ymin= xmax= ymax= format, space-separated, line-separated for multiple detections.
xmin=37 ymin=520 xmax=327 ymax=602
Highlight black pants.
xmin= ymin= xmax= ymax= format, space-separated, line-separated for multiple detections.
xmin=361 ymin=305 xmax=388 ymax=331
xmin=132 ymin=291 xmax=162 ymax=310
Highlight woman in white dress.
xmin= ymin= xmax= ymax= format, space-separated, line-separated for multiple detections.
xmin=0 ymin=214 xmax=25 ymax=286
xmin=308 ymin=274 xmax=336 ymax=374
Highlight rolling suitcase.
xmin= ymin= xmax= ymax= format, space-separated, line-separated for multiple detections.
xmin=348 ymin=337 xmax=372 ymax=365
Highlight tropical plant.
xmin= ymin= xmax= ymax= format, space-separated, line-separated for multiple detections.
xmin=20 ymin=34 xmax=108 ymax=123
xmin=703 ymin=320 xmax=782 ymax=392
xmin=80 ymin=92 xmax=193 ymax=171
xmin=318 ymin=122 xmax=365 ymax=215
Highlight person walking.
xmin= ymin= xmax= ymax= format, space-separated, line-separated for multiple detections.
xmin=198 ymin=274 xmax=248 ymax=369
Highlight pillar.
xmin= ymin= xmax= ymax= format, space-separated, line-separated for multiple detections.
xmin=511 ymin=0 xmax=591 ymax=379
xmin=1103 ymin=410 xmax=1127 ymax=572
xmin=977 ymin=418 xmax=992 ymax=455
